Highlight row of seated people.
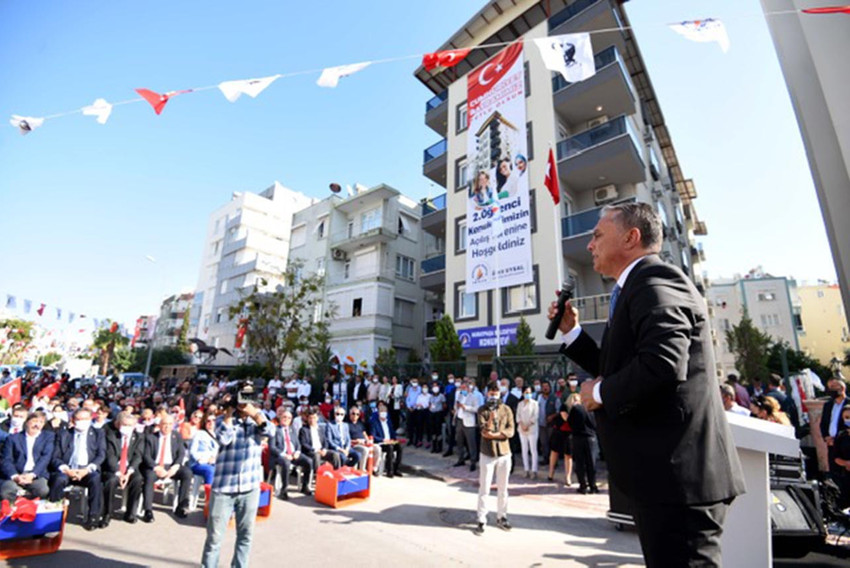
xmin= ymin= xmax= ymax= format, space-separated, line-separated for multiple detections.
xmin=0 ymin=405 xmax=192 ymax=530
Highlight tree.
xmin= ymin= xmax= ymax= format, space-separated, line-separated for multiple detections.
xmin=431 ymin=315 xmax=463 ymax=362
xmin=374 ymin=347 xmax=398 ymax=378
xmin=128 ymin=346 xmax=190 ymax=379
xmin=41 ymin=351 xmax=62 ymax=367
xmin=92 ymin=321 xmax=129 ymax=375
xmin=767 ymin=341 xmax=832 ymax=382
xmin=407 ymin=348 xmax=422 ymax=364
xmin=229 ymin=262 xmax=331 ymax=378
xmin=176 ymin=309 xmax=191 ymax=353
xmin=309 ymin=324 xmax=333 ymax=385
xmin=504 ymin=316 xmax=535 ymax=356
xmin=230 ymin=363 xmax=273 ymax=381
xmin=725 ymin=312 xmax=772 ymax=384
xmin=111 ymin=347 xmax=136 ymax=372
xmin=0 ymin=319 xmax=35 ymax=364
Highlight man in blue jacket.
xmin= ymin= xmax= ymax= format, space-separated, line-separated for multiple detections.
xmin=325 ymin=407 xmax=359 ymax=467
xmin=0 ymin=411 xmax=54 ymax=502
xmin=370 ymin=402 xmax=403 ymax=477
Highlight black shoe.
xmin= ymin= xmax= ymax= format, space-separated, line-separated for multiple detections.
xmin=589 ymin=485 xmax=600 ymax=494
xmin=473 ymin=522 xmax=484 ymax=536
xmin=442 ymin=450 xmax=453 ymax=457
xmin=99 ymin=515 xmax=111 ymax=529
xmin=394 ymin=470 xmax=403 ymax=478
xmin=279 ymin=491 xmax=289 ymax=500
xmin=453 ymin=461 xmax=466 ymax=467
xmin=123 ymin=511 xmax=138 ymax=524
xmin=141 ymin=510 xmax=154 ymax=523
xmin=301 ymin=487 xmax=312 ymax=496
xmin=83 ymin=518 xmax=99 ymax=531
xmin=175 ymin=507 xmax=188 ymax=519
xmin=469 ymin=463 xmax=476 ymax=472
xmin=577 ymin=485 xmax=588 ymax=494
xmin=496 ymin=517 xmax=512 ymax=531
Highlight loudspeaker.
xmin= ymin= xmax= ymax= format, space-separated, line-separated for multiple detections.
xmin=65 ymin=485 xmax=89 ymax=525
xmin=770 ymin=482 xmax=826 ymax=557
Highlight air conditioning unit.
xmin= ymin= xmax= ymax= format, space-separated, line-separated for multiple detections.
xmin=587 ymin=115 xmax=609 ymax=129
xmin=331 ymin=249 xmax=347 ymax=261
xmin=593 ymin=184 xmax=618 ymax=205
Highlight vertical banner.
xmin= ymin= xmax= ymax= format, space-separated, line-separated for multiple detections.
xmin=465 ymin=41 xmax=533 ymax=293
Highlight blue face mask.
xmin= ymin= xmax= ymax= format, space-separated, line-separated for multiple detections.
xmin=524 ymin=393 xmax=533 ymax=400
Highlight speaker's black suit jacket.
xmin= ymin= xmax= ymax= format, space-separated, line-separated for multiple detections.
xmin=562 ymin=255 xmax=745 ymax=506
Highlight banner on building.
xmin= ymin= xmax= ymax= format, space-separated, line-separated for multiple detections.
xmin=465 ymin=41 xmax=533 ymax=293
xmin=458 ymin=323 xmax=518 ymax=350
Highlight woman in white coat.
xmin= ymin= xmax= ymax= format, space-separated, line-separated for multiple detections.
xmin=516 ymin=385 xmax=540 ymax=478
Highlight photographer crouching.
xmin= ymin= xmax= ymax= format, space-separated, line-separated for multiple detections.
xmin=201 ymin=381 xmax=272 ymax=568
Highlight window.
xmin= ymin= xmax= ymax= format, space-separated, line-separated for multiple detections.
xmin=454 ymin=216 xmax=467 ymax=254
xmin=526 ymin=121 xmax=534 ymax=161
xmin=316 ymin=257 xmax=325 ymax=277
xmin=317 ymin=220 xmax=326 ymax=240
xmin=396 ymin=255 xmax=415 ymax=281
xmin=313 ymin=301 xmax=323 ymax=323
xmin=455 ymin=156 xmax=471 ymax=191
xmin=456 ymin=101 xmax=468 ymax=134
xmin=215 ymin=308 xmax=225 ymax=324
xmin=502 ymin=265 xmax=540 ymax=316
xmin=524 ymin=61 xmax=531 ymax=97
xmin=219 ymin=280 xmax=228 ymax=295
xmin=529 ymin=189 xmax=537 ymax=233
xmin=344 ymin=261 xmax=350 ymax=280
xmin=347 ymin=221 xmax=354 ymax=238
xmin=213 ymin=241 xmax=220 ymax=255
xmin=290 ymin=225 xmax=306 ymax=248
xmin=360 ymin=207 xmax=381 ymax=233
xmin=456 ymin=284 xmax=477 ymax=320
xmin=758 ymin=292 xmax=776 ymax=302
xmin=394 ymin=299 xmax=415 ymax=325
xmin=352 ymin=298 xmax=362 ymax=317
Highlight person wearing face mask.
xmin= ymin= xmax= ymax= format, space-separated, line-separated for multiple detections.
xmin=48 ymin=408 xmax=106 ymax=531
xmin=325 ymin=407 xmax=359 ymax=467
xmin=567 ymin=373 xmax=580 ymax=395
xmin=516 ymin=386 xmax=539 ymax=479
xmin=474 ymin=381 xmax=515 ymax=535
xmin=369 ymin=402 xmax=403 ymax=477
xmin=367 ymin=374 xmax=381 ymax=404
xmin=454 ymin=379 xmax=483 ymax=472
xmin=319 ymin=394 xmax=334 ymax=420
xmin=1 ymin=405 xmax=28 ymax=439
xmin=45 ymin=404 xmax=69 ymax=432
xmin=404 ymin=379 xmax=423 ymax=446
xmin=820 ymin=378 xmax=848 ymax=481
xmin=0 ymin=411 xmax=53 ymax=504
xmin=428 ymin=382 xmax=447 ymax=454
xmin=100 ymin=412 xmax=145 ymax=527
xmin=390 ymin=376 xmax=404 ymax=429
xmin=442 ymin=375 xmax=458 ymax=458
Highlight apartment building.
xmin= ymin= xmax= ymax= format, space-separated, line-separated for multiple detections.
xmin=415 ymin=0 xmax=707 ymax=370
xmin=192 ymin=182 xmax=314 ymax=366
xmin=152 ymin=292 xmax=194 ymax=349
xmin=287 ymin=184 xmax=428 ymax=366
xmin=796 ymin=283 xmax=850 ymax=374
xmin=707 ymin=271 xmax=802 ymax=379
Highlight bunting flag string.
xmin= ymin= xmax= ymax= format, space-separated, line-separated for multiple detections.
xmin=6 ymin=6 xmax=844 ymax=135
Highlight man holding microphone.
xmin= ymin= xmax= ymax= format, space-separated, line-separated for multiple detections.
xmin=201 ymin=383 xmax=272 ymax=568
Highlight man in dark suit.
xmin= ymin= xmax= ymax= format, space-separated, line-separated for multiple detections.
xmin=0 ymin=411 xmax=54 ymax=502
xmin=48 ymin=408 xmax=106 ymax=531
xmin=299 ymin=408 xmax=341 ymax=469
xmin=140 ymin=413 xmax=193 ymax=522
xmin=100 ymin=411 xmax=145 ymax=526
xmin=269 ymin=407 xmax=312 ymax=498
xmin=369 ymin=402 xmax=403 ymax=477
xmin=549 ymin=202 xmax=745 ymax=567
xmin=820 ymin=378 xmax=848 ymax=479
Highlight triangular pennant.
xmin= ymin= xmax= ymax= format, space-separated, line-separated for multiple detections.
xmin=135 ymin=88 xmax=193 ymax=115
xmin=82 ymin=98 xmax=113 ymax=124
xmin=4 ymin=295 xmax=15 ymax=309
xmin=802 ymin=6 xmax=850 ymax=14
xmin=669 ymin=19 xmax=730 ymax=53
xmin=422 ymin=48 xmax=471 ymax=71
xmin=218 ymin=75 xmax=281 ymax=103
xmin=9 ymin=115 xmax=45 ymax=135
xmin=316 ymin=62 xmax=371 ymax=88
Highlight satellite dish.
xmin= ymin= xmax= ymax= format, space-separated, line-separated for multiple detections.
xmin=329 ymin=183 xmax=342 ymax=193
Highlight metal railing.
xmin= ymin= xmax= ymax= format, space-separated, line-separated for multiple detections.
xmin=421 ymin=193 xmax=447 ymax=216
xmin=556 ymin=115 xmax=642 ymax=161
xmin=549 ymin=0 xmax=600 ymax=29
xmin=423 ymin=139 xmax=447 ymax=165
xmin=421 ymin=254 xmax=446 ymax=274
xmin=572 ymin=293 xmax=612 ymax=323
xmin=562 ymin=197 xmax=636 ymax=238
xmin=425 ymin=90 xmax=448 ymax=112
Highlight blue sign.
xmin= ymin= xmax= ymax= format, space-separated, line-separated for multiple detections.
xmin=457 ymin=323 xmax=518 ymax=350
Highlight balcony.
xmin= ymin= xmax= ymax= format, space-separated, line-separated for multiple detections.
xmin=330 ymin=216 xmax=398 ymax=253
xmin=221 ymin=235 xmax=248 ymax=257
xmin=218 ymin=258 xmax=258 ymax=281
xmin=420 ymin=254 xmax=446 ymax=292
xmin=225 ymin=212 xmax=242 ymax=230
xmin=423 ymin=139 xmax=447 ymax=187
xmin=425 ymin=90 xmax=448 ymax=135
xmin=549 ymin=0 xmax=626 ymax=55
xmin=561 ymin=197 xmax=636 ymax=264
xmin=421 ymin=193 xmax=447 ymax=236
xmin=556 ymin=115 xmax=645 ymax=192
xmin=552 ymin=46 xmax=635 ymax=127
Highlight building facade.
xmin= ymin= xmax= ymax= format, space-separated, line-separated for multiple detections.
xmin=192 ymin=182 xmax=314 ymax=366
xmin=707 ymin=271 xmax=802 ymax=379
xmin=287 ymin=184 xmax=428 ymax=366
xmin=153 ymin=292 xmax=194 ymax=349
xmin=416 ymin=0 xmax=708 ymax=373
xmin=796 ymin=283 xmax=850 ymax=374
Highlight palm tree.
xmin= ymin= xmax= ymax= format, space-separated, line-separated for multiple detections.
xmin=92 ymin=322 xmax=129 ymax=375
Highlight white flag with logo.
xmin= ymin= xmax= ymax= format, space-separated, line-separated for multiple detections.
xmin=533 ymin=33 xmax=595 ymax=83
xmin=82 ymin=98 xmax=113 ymax=124
xmin=9 ymin=115 xmax=45 ymax=135
xmin=316 ymin=61 xmax=371 ymax=88
xmin=669 ymin=19 xmax=730 ymax=53
xmin=218 ymin=74 xmax=281 ymax=103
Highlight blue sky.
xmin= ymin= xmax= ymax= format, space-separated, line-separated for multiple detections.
xmin=0 ymin=0 xmax=837 ymax=329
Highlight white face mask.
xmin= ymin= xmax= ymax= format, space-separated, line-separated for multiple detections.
xmin=10 ymin=417 xmax=25 ymax=429
xmin=120 ymin=425 xmax=135 ymax=436
xmin=54 ymin=411 xmax=68 ymax=422
xmin=379 ymin=411 xmax=388 ymax=420
xmin=432 ymin=387 xmax=440 ymax=394
xmin=448 ymin=380 xmax=455 ymax=385
xmin=75 ymin=420 xmax=91 ymax=432
xmin=411 ymin=382 xmax=418 ymax=388
xmin=335 ymin=415 xmax=345 ymax=423
xmin=499 ymin=386 xmax=508 ymax=394
xmin=569 ymin=380 xmax=578 ymax=388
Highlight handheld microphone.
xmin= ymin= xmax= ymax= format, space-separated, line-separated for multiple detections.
xmin=545 ymin=278 xmax=576 ymax=340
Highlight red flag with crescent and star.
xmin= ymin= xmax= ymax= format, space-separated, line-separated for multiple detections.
xmin=0 ymin=377 xmax=22 ymax=405
xmin=422 ymin=48 xmax=471 ymax=71
xmin=802 ymin=6 xmax=850 ymax=14
xmin=467 ymin=41 xmax=523 ymax=113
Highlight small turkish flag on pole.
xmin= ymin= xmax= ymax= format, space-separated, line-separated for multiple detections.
xmin=422 ymin=48 xmax=471 ymax=71
xmin=544 ymin=147 xmax=560 ymax=205
xmin=0 ymin=377 xmax=22 ymax=406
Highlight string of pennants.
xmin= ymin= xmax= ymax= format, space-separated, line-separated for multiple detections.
xmin=3 ymin=292 xmax=123 ymax=335
xmin=9 ymin=7 xmax=848 ymax=136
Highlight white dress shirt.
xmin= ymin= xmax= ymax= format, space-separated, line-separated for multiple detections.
xmin=24 ymin=433 xmax=38 ymax=472
xmin=380 ymin=419 xmax=391 ymax=442
xmin=310 ymin=426 xmax=322 ymax=452
xmin=156 ymin=433 xmax=173 ymax=467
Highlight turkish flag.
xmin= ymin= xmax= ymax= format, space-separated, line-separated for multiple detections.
xmin=37 ymin=381 xmax=62 ymax=400
xmin=235 ymin=319 xmax=248 ymax=349
xmin=0 ymin=377 xmax=22 ymax=405
xmin=36 ymin=303 xmax=46 ymax=316
xmin=422 ymin=48 xmax=471 ymax=71
xmin=467 ymin=41 xmax=524 ymax=111
xmin=802 ymin=6 xmax=850 ymax=14
xmin=544 ymin=147 xmax=560 ymax=205
xmin=110 ymin=322 xmax=119 ymax=333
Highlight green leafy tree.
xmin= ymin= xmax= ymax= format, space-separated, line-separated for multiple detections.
xmin=41 ymin=351 xmax=62 ymax=367
xmin=229 ymin=262 xmax=331 ymax=378
xmin=0 ymin=319 xmax=35 ymax=364
xmin=374 ymin=347 xmax=398 ymax=378
xmin=128 ymin=346 xmax=190 ymax=378
xmin=176 ymin=309 xmax=191 ymax=353
xmin=504 ymin=316 xmax=535 ymax=356
xmin=230 ymin=363 xmax=273 ymax=381
xmin=725 ymin=312 xmax=772 ymax=384
xmin=111 ymin=347 xmax=136 ymax=372
xmin=431 ymin=315 xmax=463 ymax=362
xmin=92 ymin=321 xmax=129 ymax=375
xmin=407 ymin=348 xmax=422 ymax=364
xmin=309 ymin=324 xmax=333 ymax=384
xmin=767 ymin=341 xmax=832 ymax=382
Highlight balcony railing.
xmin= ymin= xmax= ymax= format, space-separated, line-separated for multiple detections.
xmin=426 ymin=90 xmax=448 ymax=112
xmin=573 ymin=293 xmax=612 ymax=323
xmin=421 ymin=193 xmax=447 ymax=216
xmin=551 ymin=45 xmax=619 ymax=92
xmin=556 ymin=115 xmax=641 ymax=161
xmin=423 ymin=139 xmax=447 ymax=165
xmin=549 ymin=0 xmax=600 ymax=29
xmin=421 ymin=254 xmax=446 ymax=274
xmin=562 ymin=197 xmax=636 ymax=238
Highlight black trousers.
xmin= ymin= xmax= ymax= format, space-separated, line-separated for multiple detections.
xmin=49 ymin=470 xmax=103 ymax=522
xmin=102 ymin=471 xmax=144 ymax=517
xmin=632 ymin=498 xmax=732 ymax=568
xmin=273 ymin=454 xmax=313 ymax=491
xmin=309 ymin=450 xmax=341 ymax=471
xmin=141 ymin=465 xmax=192 ymax=512
xmin=571 ymin=435 xmax=597 ymax=489
xmin=411 ymin=409 xmax=427 ymax=445
xmin=428 ymin=411 xmax=445 ymax=444
xmin=380 ymin=443 xmax=403 ymax=476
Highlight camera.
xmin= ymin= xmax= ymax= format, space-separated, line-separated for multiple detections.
xmin=226 ymin=380 xmax=260 ymax=408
